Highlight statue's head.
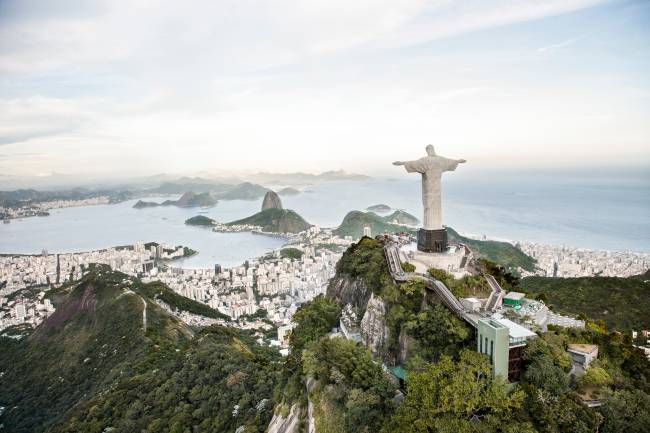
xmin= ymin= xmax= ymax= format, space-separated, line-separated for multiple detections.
xmin=426 ymin=144 xmax=436 ymax=156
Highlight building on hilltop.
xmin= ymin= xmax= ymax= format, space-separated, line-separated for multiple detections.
xmin=478 ymin=317 xmax=537 ymax=382
xmin=567 ymin=343 xmax=599 ymax=371
xmin=502 ymin=291 xmax=525 ymax=307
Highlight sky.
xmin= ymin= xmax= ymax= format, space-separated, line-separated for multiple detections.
xmin=0 ymin=0 xmax=649 ymax=178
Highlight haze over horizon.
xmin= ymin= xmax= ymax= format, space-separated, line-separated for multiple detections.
xmin=1 ymin=0 xmax=649 ymax=178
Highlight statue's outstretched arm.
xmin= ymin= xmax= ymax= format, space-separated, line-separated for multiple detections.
xmin=393 ymin=161 xmax=405 ymax=166
xmin=458 ymin=159 xmax=467 ymax=163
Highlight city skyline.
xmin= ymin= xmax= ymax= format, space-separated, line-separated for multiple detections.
xmin=1 ymin=0 xmax=649 ymax=177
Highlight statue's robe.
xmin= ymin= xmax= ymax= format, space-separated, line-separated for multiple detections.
xmin=403 ymin=156 xmax=460 ymax=230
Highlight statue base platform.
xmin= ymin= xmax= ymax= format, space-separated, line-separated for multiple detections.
xmin=417 ymin=228 xmax=448 ymax=253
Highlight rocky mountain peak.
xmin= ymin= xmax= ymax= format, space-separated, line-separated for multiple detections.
xmin=261 ymin=190 xmax=283 ymax=211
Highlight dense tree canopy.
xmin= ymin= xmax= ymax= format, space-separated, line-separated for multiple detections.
xmin=384 ymin=350 xmax=534 ymax=433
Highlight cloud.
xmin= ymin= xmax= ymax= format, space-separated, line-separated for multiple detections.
xmin=536 ymin=37 xmax=580 ymax=53
xmin=2 ymin=0 xmax=646 ymax=177
xmin=0 ymin=0 xmax=609 ymax=76
xmin=0 ymin=96 xmax=95 ymax=145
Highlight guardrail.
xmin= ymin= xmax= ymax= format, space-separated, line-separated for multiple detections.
xmin=484 ymin=274 xmax=503 ymax=312
xmin=384 ymin=244 xmax=467 ymax=319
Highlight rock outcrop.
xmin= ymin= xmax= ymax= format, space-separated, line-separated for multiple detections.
xmin=267 ymin=404 xmax=301 ymax=433
xmin=327 ymin=276 xmax=371 ymax=313
xmin=360 ymin=293 xmax=389 ymax=356
xmin=398 ymin=327 xmax=415 ymax=364
xmin=261 ymin=190 xmax=283 ymax=211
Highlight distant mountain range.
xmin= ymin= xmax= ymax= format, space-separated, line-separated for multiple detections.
xmin=0 ymin=170 xmax=370 ymax=191
xmin=133 ymin=192 xmax=219 ymax=209
xmin=245 ymin=170 xmax=370 ymax=185
xmin=149 ymin=181 xmax=269 ymax=200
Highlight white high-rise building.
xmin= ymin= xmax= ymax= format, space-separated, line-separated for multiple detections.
xmin=15 ymin=303 xmax=27 ymax=319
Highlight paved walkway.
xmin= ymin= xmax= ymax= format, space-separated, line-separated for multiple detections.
xmin=385 ymin=244 xmax=481 ymax=328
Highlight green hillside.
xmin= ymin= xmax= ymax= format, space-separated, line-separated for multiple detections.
xmin=227 ymin=208 xmax=311 ymax=233
xmin=447 ymin=227 xmax=536 ymax=273
xmin=383 ymin=209 xmax=419 ymax=226
xmin=334 ymin=210 xmax=412 ymax=238
xmin=0 ymin=269 xmax=192 ymax=433
xmin=134 ymin=279 xmax=230 ymax=320
xmin=52 ymin=326 xmax=281 ymax=433
xmin=185 ymin=215 xmax=216 ymax=226
xmin=316 ymin=237 xmax=650 ymax=432
xmin=520 ymin=274 xmax=650 ymax=331
xmin=0 ymin=268 xmax=278 ymax=433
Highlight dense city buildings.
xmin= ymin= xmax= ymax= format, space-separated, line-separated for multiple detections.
xmin=0 ymin=196 xmax=111 ymax=220
xmin=0 ymin=226 xmax=351 ymax=337
xmin=519 ymin=242 xmax=650 ymax=277
xmin=0 ymin=242 xmax=186 ymax=332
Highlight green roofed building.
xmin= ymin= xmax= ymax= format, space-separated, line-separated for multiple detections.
xmin=503 ymin=291 xmax=526 ymax=307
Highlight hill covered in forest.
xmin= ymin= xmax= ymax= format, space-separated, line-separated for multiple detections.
xmin=270 ymin=237 xmax=650 ymax=433
xmin=447 ymin=227 xmax=536 ymax=273
xmin=227 ymin=208 xmax=311 ymax=233
xmin=2 ymin=243 xmax=649 ymax=433
xmin=383 ymin=209 xmax=419 ymax=225
xmin=520 ymin=272 xmax=650 ymax=331
xmin=0 ymin=267 xmax=278 ymax=433
xmin=185 ymin=215 xmax=216 ymax=226
xmin=334 ymin=210 xmax=413 ymax=238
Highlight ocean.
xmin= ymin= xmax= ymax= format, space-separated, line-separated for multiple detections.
xmin=1 ymin=168 xmax=648 ymax=268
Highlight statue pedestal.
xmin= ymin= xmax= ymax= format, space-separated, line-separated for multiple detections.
xmin=417 ymin=228 xmax=448 ymax=253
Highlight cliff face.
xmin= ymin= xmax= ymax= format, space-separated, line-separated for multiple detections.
xmin=398 ymin=327 xmax=415 ymax=364
xmin=327 ymin=275 xmax=371 ymax=313
xmin=275 ymin=210 xmax=310 ymax=234
xmin=360 ymin=293 xmax=389 ymax=356
xmin=261 ymin=190 xmax=283 ymax=211
xmin=267 ymin=404 xmax=301 ymax=433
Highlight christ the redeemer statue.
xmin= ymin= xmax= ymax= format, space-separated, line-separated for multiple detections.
xmin=394 ymin=145 xmax=466 ymax=252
